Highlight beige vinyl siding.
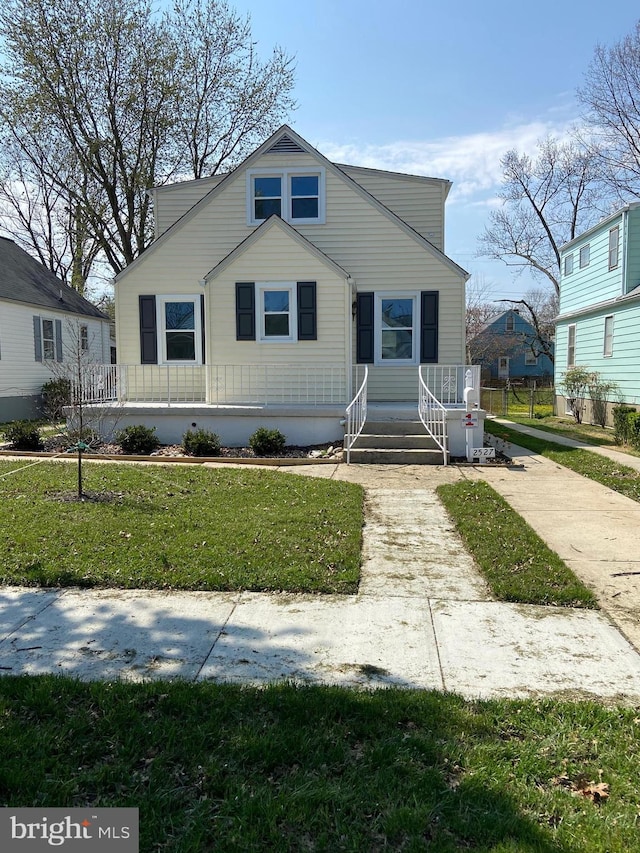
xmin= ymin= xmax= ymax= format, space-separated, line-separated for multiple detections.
xmin=153 ymin=175 xmax=227 ymax=236
xmin=208 ymin=225 xmax=349 ymax=370
xmin=117 ymin=147 xmax=466 ymax=399
xmin=338 ymin=165 xmax=447 ymax=250
xmin=0 ymin=300 xmax=110 ymax=399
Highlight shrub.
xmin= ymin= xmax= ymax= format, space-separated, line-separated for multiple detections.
xmin=588 ymin=377 xmax=619 ymax=428
xmin=628 ymin=412 xmax=640 ymax=451
xmin=182 ymin=428 xmax=221 ymax=457
xmin=60 ymin=426 xmax=100 ymax=450
xmin=41 ymin=377 xmax=71 ymax=419
xmin=558 ymin=366 xmax=590 ymax=423
xmin=249 ymin=427 xmax=286 ymax=456
xmin=2 ymin=420 xmax=43 ymax=451
xmin=115 ymin=424 xmax=160 ymax=455
xmin=612 ymin=406 xmax=637 ymax=445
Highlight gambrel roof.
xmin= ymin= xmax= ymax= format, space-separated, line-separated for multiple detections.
xmin=0 ymin=237 xmax=107 ymax=319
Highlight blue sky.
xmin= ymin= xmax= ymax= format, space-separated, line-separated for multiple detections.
xmin=232 ymin=0 xmax=640 ymax=302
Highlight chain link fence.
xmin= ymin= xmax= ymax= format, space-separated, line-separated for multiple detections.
xmin=481 ymin=383 xmax=555 ymax=418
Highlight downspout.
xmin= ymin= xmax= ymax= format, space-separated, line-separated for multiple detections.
xmin=199 ymin=278 xmax=209 ymax=403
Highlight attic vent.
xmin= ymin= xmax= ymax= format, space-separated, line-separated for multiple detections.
xmin=268 ymin=134 xmax=306 ymax=154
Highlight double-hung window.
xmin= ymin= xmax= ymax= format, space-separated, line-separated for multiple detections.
xmin=248 ymin=169 xmax=325 ymax=225
xmin=42 ymin=319 xmax=56 ymax=360
xmin=563 ymin=253 xmax=574 ymax=276
xmin=158 ymin=296 xmax=202 ymax=363
xmin=579 ymin=244 xmax=590 ymax=268
xmin=80 ymin=325 xmax=89 ymax=351
xmin=375 ymin=294 xmax=417 ymax=364
xmin=603 ymin=315 xmax=614 ymax=357
xmin=257 ymin=284 xmax=296 ymax=342
xmin=567 ymin=324 xmax=576 ymax=367
xmin=609 ymin=226 xmax=619 ymax=270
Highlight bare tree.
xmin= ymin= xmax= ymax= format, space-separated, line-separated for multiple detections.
xmin=0 ymin=0 xmax=295 ymax=285
xmin=497 ymin=288 xmax=558 ymax=365
xmin=478 ymin=137 xmax=606 ymax=295
xmin=465 ymin=277 xmax=503 ymax=363
xmin=578 ymin=21 xmax=640 ymax=200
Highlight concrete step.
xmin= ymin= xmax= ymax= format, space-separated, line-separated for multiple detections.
xmin=354 ymin=433 xmax=438 ymax=450
xmin=363 ymin=420 xmax=424 ymax=436
xmin=347 ymin=447 xmax=445 ymax=465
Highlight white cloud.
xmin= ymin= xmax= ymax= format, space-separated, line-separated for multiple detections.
xmin=320 ymin=118 xmax=578 ymax=203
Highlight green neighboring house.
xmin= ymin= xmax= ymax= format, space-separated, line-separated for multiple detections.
xmin=556 ymin=202 xmax=640 ymax=420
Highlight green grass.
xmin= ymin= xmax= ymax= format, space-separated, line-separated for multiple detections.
xmin=0 ymin=461 xmax=363 ymax=593
xmin=437 ymin=480 xmax=597 ymax=608
xmin=501 ymin=415 xmax=623 ymax=448
xmin=485 ymin=421 xmax=640 ymax=504
xmin=1 ymin=676 xmax=638 ymax=852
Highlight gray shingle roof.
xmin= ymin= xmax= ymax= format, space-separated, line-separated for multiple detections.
xmin=0 ymin=237 xmax=107 ymax=319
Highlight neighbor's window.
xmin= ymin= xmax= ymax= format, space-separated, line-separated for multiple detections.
xmin=563 ymin=253 xmax=574 ymax=276
xmin=567 ymin=324 xmax=576 ymax=367
xmin=524 ymin=350 xmax=537 ymax=366
xmin=604 ymin=315 xmax=614 ymax=357
xmin=258 ymin=284 xmax=296 ymax=342
xmin=579 ymin=244 xmax=590 ymax=268
xmin=80 ymin=325 xmax=88 ymax=351
xmin=248 ymin=169 xmax=325 ymax=225
xmin=42 ymin=319 xmax=56 ymax=360
xmin=505 ymin=313 xmax=515 ymax=332
xmin=376 ymin=295 xmax=416 ymax=363
xmin=158 ymin=297 xmax=201 ymax=363
xmin=609 ymin=226 xmax=619 ymax=270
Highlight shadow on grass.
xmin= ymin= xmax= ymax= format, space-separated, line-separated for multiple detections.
xmin=0 ymin=676 xmax=575 ymax=852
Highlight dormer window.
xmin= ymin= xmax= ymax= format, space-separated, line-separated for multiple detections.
xmin=248 ymin=168 xmax=325 ymax=225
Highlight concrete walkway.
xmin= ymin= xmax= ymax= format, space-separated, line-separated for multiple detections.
xmin=3 ymin=448 xmax=640 ymax=702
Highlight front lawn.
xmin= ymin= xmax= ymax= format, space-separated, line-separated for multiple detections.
xmin=0 ymin=461 xmax=363 ymax=593
xmin=437 ymin=480 xmax=597 ymax=608
xmin=1 ymin=676 xmax=638 ymax=852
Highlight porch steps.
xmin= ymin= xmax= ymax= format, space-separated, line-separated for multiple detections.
xmin=348 ymin=419 xmax=444 ymax=465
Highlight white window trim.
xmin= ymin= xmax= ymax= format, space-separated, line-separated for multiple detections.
xmin=524 ymin=350 xmax=537 ymax=366
xmin=157 ymin=295 xmax=202 ymax=365
xmin=563 ymin=253 xmax=574 ymax=276
xmin=505 ymin=315 xmax=515 ymax=332
xmin=41 ymin=317 xmax=57 ymax=361
xmin=579 ymin=244 xmax=590 ymax=268
xmin=247 ymin=167 xmax=326 ymax=225
xmin=373 ymin=292 xmax=418 ymax=366
xmin=567 ymin=323 xmax=576 ymax=367
xmin=603 ymin=315 xmax=614 ymax=358
xmin=609 ymin=226 xmax=619 ymax=270
xmin=257 ymin=282 xmax=297 ymax=343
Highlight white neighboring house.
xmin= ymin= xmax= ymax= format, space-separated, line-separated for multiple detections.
xmin=107 ymin=125 xmax=481 ymax=460
xmin=0 ymin=237 xmax=111 ymax=421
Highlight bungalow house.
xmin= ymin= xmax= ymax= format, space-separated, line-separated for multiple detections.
xmin=470 ymin=308 xmax=554 ymax=384
xmin=556 ymin=202 xmax=640 ymax=421
xmin=0 ymin=237 xmax=111 ymax=421
xmin=106 ymin=126 xmax=482 ymax=461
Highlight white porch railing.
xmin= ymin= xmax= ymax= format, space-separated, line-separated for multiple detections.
xmin=344 ymin=365 xmax=368 ymax=464
xmin=419 ymin=364 xmax=481 ymax=406
xmin=71 ymin=363 xmax=347 ymax=406
xmin=418 ymin=366 xmax=448 ymax=465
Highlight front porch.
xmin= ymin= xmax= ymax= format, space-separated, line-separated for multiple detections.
xmin=72 ymin=363 xmax=483 ymax=458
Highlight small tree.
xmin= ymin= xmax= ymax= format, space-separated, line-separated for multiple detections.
xmin=46 ymin=318 xmax=121 ymax=498
xmin=559 ymin=366 xmax=591 ymax=423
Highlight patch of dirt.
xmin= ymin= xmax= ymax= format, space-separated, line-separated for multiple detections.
xmin=48 ymin=490 xmax=126 ymax=503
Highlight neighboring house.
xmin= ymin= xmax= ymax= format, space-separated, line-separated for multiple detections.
xmin=0 ymin=237 xmax=111 ymax=421
xmin=470 ymin=309 xmax=554 ymax=384
xmin=556 ymin=202 xmax=640 ymax=419
xmin=108 ymin=125 xmax=479 ymax=456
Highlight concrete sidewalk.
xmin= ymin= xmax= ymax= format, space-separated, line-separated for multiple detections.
xmin=3 ymin=455 xmax=640 ymax=702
